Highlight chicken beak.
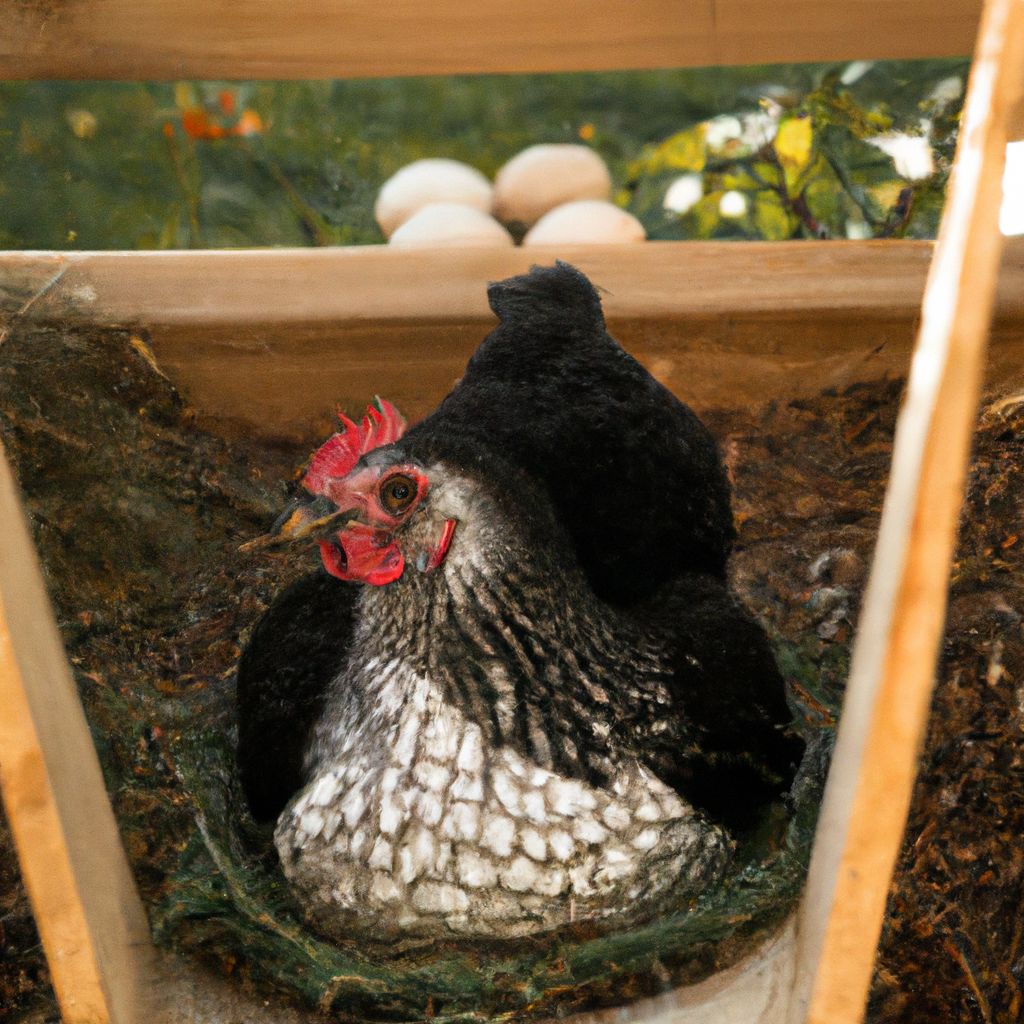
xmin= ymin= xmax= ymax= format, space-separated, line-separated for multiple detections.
xmin=239 ymin=494 xmax=359 ymax=552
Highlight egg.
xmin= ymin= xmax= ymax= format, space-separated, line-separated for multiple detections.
xmin=492 ymin=145 xmax=612 ymax=230
xmin=375 ymin=159 xmax=493 ymax=239
xmin=522 ymin=200 xmax=646 ymax=245
xmin=388 ymin=203 xmax=514 ymax=248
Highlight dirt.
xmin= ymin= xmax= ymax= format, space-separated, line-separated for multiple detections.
xmin=0 ymin=323 xmax=1021 ymax=1023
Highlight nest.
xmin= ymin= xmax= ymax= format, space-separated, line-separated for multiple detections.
xmin=0 ymin=322 xmax=1020 ymax=1022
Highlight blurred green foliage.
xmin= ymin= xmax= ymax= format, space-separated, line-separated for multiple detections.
xmin=0 ymin=59 xmax=967 ymax=250
xmin=628 ymin=61 xmax=966 ymax=240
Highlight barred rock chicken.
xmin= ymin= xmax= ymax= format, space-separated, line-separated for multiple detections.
xmin=237 ymin=263 xmax=802 ymax=940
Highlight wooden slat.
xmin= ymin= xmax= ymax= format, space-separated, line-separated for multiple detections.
xmin=0 ymin=451 xmax=153 ymax=1023
xmin=1 ymin=0 xmax=982 ymax=80
xmin=1011 ymin=92 xmax=1024 ymax=137
xmin=4 ymin=240 xmax=1021 ymax=329
xmin=788 ymin=1 xmax=1024 ymax=1022
xmin=0 ymin=242 xmax=950 ymax=327
xmin=2 ymin=240 xmax=1023 ymax=440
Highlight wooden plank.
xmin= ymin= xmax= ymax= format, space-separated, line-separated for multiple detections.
xmin=1 ymin=0 xmax=982 ymax=80
xmin=4 ymin=240 xmax=1023 ymax=328
xmin=0 ymin=242 xmax=947 ymax=327
xmin=788 ymin=1 xmax=1024 ymax=1022
xmin=2 ymin=240 xmax=1022 ymax=440
xmin=0 ymin=451 xmax=154 ymax=1022
xmin=1011 ymin=92 xmax=1024 ymax=137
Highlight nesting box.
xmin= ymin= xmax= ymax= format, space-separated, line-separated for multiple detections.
xmin=1 ymin=2 xmax=1023 ymax=1023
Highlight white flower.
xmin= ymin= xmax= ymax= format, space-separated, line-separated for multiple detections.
xmin=740 ymin=110 xmax=779 ymax=149
xmin=845 ymin=218 xmax=873 ymax=240
xmin=867 ymin=133 xmax=935 ymax=181
xmin=719 ymin=190 xmax=748 ymax=218
xmin=1001 ymin=140 xmax=1024 ymax=236
xmin=704 ymin=115 xmax=743 ymax=151
xmin=928 ymin=76 xmax=963 ymax=108
xmin=663 ymin=174 xmax=703 ymax=215
xmin=840 ymin=61 xmax=875 ymax=86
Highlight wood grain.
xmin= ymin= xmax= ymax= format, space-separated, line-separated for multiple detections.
xmin=0 ymin=450 xmax=153 ymax=1024
xmin=4 ymin=240 xmax=1021 ymax=328
xmin=2 ymin=240 xmax=1022 ymax=440
xmin=1 ymin=0 xmax=982 ymax=80
xmin=789 ymin=0 xmax=1024 ymax=1022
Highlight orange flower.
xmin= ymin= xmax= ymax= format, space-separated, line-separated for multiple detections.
xmin=218 ymin=90 xmax=236 ymax=116
xmin=231 ymin=109 xmax=264 ymax=138
xmin=177 ymin=100 xmax=264 ymax=141
xmin=578 ymin=123 xmax=595 ymax=141
xmin=182 ymin=108 xmax=226 ymax=140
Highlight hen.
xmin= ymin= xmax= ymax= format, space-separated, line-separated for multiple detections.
xmin=237 ymin=262 xmax=802 ymax=939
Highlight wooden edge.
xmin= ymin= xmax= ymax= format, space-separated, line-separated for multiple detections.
xmin=1011 ymin=92 xmax=1024 ymax=138
xmin=788 ymin=1 xmax=1024 ymax=1022
xmin=0 ymin=447 xmax=153 ymax=1024
xmin=1 ymin=0 xmax=981 ymax=81
xmin=3 ymin=239 xmax=1024 ymax=329
xmin=2 ymin=240 xmax=1022 ymax=442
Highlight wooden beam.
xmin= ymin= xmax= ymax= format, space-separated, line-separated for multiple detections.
xmin=0 ymin=242 xmax=955 ymax=328
xmin=2 ymin=240 xmax=1022 ymax=439
xmin=0 ymin=450 xmax=154 ymax=1023
xmin=1 ymin=0 xmax=982 ymax=81
xmin=1010 ymin=92 xmax=1024 ymax=137
xmin=788 ymin=0 xmax=1024 ymax=1022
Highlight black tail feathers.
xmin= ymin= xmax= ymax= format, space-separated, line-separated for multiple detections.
xmin=487 ymin=261 xmax=606 ymax=335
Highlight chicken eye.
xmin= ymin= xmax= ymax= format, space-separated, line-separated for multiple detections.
xmin=380 ymin=473 xmax=417 ymax=514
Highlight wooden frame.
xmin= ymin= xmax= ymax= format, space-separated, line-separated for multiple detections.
xmin=791 ymin=0 xmax=1024 ymax=1018
xmin=0 ymin=456 xmax=152 ymax=1024
xmin=2 ymin=0 xmax=983 ymax=80
xmin=1 ymin=2 xmax=1023 ymax=1023
xmin=2 ymin=240 xmax=1022 ymax=438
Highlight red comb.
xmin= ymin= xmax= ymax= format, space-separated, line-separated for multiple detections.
xmin=302 ymin=399 xmax=406 ymax=493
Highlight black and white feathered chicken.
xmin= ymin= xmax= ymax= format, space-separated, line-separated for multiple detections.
xmin=237 ymin=263 xmax=802 ymax=940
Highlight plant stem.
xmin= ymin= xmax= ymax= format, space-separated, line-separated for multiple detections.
xmin=163 ymin=129 xmax=203 ymax=247
xmin=237 ymin=139 xmax=333 ymax=247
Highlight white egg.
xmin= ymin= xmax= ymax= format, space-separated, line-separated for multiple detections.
xmin=522 ymin=200 xmax=646 ymax=246
xmin=375 ymin=159 xmax=493 ymax=238
xmin=387 ymin=203 xmax=514 ymax=248
xmin=493 ymin=145 xmax=612 ymax=229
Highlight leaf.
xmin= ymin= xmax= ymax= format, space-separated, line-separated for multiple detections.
xmin=629 ymin=125 xmax=706 ymax=179
xmin=690 ymin=193 xmax=723 ymax=238
xmin=753 ymin=191 xmax=796 ymax=240
xmin=714 ymin=167 xmax=762 ymax=192
xmin=869 ymin=180 xmax=906 ymax=213
xmin=804 ymin=165 xmax=847 ymax=230
xmin=774 ymin=115 xmax=814 ymax=191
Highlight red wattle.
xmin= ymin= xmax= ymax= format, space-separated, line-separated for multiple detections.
xmin=428 ymin=519 xmax=458 ymax=570
xmin=318 ymin=531 xmax=405 ymax=586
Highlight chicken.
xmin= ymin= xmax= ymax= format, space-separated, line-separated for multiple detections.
xmin=237 ymin=262 xmax=802 ymax=940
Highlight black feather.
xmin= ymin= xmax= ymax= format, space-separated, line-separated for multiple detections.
xmin=633 ymin=573 xmax=803 ymax=832
xmin=402 ymin=261 xmax=734 ymax=605
xmin=237 ymin=264 xmax=800 ymax=834
xmin=236 ymin=570 xmax=360 ymax=822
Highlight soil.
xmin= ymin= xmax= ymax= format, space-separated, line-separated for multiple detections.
xmin=0 ymin=323 xmax=1021 ymax=1023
